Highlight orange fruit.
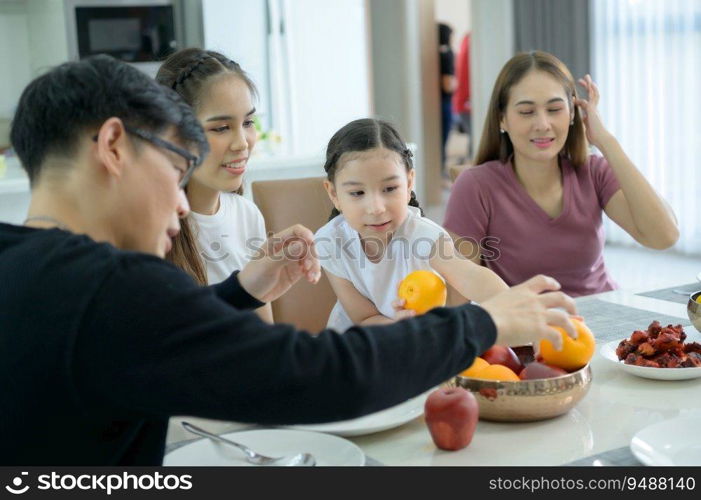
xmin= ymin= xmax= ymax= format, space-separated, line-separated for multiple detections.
xmin=539 ymin=317 xmax=596 ymax=371
xmin=470 ymin=364 xmax=520 ymax=382
xmin=459 ymin=357 xmax=489 ymax=377
xmin=397 ymin=270 xmax=447 ymax=314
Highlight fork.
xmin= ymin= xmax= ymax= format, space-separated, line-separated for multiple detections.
xmin=181 ymin=421 xmax=316 ymax=466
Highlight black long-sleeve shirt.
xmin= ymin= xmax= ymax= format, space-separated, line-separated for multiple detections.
xmin=0 ymin=223 xmax=496 ymax=465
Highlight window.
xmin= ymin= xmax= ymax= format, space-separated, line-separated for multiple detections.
xmin=593 ymin=0 xmax=701 ymax=254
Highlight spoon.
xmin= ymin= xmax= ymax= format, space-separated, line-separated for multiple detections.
xmin=181 ymin=421 xmax=316 ymax=466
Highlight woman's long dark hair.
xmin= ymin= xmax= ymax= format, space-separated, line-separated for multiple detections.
xmin=156 ymin=48 xmax=257 ymax=285
xmin=324 ymin=118 xmax=423 ymax=221
xmin=474 ymin=50 xmax=588 ymax=168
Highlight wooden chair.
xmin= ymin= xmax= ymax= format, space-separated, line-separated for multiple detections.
xmin=449 ymin=163 xmax=470 ymax=182
xmin=251 ymin=177 xmax=336 ymax=332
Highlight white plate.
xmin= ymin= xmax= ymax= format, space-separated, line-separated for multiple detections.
xmin=631 ymin=414 xmax=701 ymax=465
xmin=163 ymin=429 xmax=365 ymax=466
xmin=599 ymin=331 xmax=701 ymax=381
xmin=285 ymin=389 xmax=432 ymax=437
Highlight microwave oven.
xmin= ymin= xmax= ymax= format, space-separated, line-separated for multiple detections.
xmin=64 ymin=0 xmax=192 ymax=74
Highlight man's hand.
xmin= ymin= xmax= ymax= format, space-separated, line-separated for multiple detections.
xmin=238 ymin=224 xmax=321 ymax=303
xmin=480 ymin=275 xmax=578 ymax=350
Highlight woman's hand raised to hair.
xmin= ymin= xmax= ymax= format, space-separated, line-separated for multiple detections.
xmin=574 ymin=74 xmax=614 ymax=150
xmin=238 ymin=224 xmax=321 ymax=304
xmin=480 ymin=275 xmax=577 ymax=350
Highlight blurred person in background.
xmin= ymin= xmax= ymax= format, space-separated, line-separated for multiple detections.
xmin=438 ymin=22 xmax=456 ymax=177
xmin=453 ymin=32 xmax=472 ymax=161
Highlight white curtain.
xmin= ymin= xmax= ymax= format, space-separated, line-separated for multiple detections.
xmin=592 ymin=0 xmax=701 ymax=255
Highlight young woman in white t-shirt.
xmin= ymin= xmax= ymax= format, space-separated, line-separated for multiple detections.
xmin=156 ymin=49 xmax=272 ymax=322
xmin=316 ymin=119 xmax=509 ymax=332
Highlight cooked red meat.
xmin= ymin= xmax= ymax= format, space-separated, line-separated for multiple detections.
xmin=637 ymin=342 xmax=656 ymax=356
xmin=683 ymin=342 xmax=701 ymax=355
xmin=625 ymin=353 xmax=659 ymax=367
xmin=651 ymin=352 xmax=682 ymax=368
xmin=616 ymin=339 xmax=637 ymax=360
xmin=647 ymin=321 xmax=662 ymax=337
xmin=630 ymin=330 xmax=649 ymax=345
xmin=681 ymin=352 xmax=701 ymax=368
xmin=651 ymin=332 xmax=683 ymax=353
xmin=620 ymin=322 xmax=700 ymax=368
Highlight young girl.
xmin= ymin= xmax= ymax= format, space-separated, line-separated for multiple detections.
xmin=443 ymin=51 xmax=679 ymax=297
xmin=315 ymin=118 xmax=508 ymax=331
xmin=156 ymin=48 xmax=272 ymax=321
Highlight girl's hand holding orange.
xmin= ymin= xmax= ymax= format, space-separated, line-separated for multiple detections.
xmin=397 ymin=270 xmax=447 ymax=315
xmin=391 ymin=299 xmax=417 ymax=321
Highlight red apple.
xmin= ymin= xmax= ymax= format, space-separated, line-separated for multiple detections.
xmin=424 ymin=387 xmax=478 ymax=451
xmin=519 ymin=361 xmax=568 ymax=380
xmin=481 ymin=346 xmax=524 ymax=374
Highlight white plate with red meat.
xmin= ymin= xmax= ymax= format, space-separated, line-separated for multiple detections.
xmin=600 ymin=321 xmax=701 ymax=380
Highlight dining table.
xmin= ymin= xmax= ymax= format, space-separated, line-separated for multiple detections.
xmin=165 ymin=282 xmax=701 ymax=466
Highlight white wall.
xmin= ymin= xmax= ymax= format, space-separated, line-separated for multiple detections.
xmin=202 ymin=0 xmax=370 ymax=158
xmin=435 ymin=0 xmax=471 ymax=53
xmin=0 ymin=0 xmax=70 ymax=149
xmin=369 ymin=0 xmax=442 ymax=206
xmin=281 ymin=0 xmax=370 ymax=156
xmin=202 ymin=0 xmax=270 ymax=125
xmin=0 ymin=1 xmax=31 ymax=119
xmin=470 ymin=0 xmax=514 ymax=154
xmin=26 ymin=0 xmax=69 ymax=77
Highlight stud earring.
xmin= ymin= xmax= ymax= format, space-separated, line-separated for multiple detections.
xmin=499 ymin=128 xmax=506 ymax=134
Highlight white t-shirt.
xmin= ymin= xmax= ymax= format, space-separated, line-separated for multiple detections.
xmin=315 ymin=206 xmax=449 ymax=332
xmin=190 ymin=193 xmax=267 ymax=285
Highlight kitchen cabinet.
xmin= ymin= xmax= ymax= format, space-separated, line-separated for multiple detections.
xmin=0 ymin=152 xmax=326 ymax=225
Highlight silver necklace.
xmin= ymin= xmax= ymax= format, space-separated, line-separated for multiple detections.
xmin=23 ymin=216 xmax=70 ymax=231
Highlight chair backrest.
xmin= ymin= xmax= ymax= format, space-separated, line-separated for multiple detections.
xmin=449 ymin=163 xmax=469 ymax=182
xmin=251 ymin=176 xmax=337 ymax=332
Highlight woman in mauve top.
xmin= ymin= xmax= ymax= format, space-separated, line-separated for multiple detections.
xmin=444 ymin=51 xmax=679 ymax=297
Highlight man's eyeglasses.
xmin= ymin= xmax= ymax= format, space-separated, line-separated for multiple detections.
xmin=92 ymin=126 xmax=201 ymax=188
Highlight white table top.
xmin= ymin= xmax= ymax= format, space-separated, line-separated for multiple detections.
xmin=348 ymin=289 xmax=700 ymax=466
xmin=166 ymin=287 xmax=701 ymax=466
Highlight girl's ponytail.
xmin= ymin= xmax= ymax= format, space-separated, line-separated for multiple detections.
xmin=409 ymin=190 xmax=424 ymax=216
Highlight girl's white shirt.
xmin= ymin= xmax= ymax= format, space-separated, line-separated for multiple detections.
xmin=315 ymin=206 xmax=448 ymax=332
xmin=190 ymin=193 xmax=267 ymax=285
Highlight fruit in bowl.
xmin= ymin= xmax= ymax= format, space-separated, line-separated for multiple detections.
xmin=454 ymin=336 xmax=593 ymax=422
xmin=470 ymin=364 xmax=520 ymax=382
xmin=459 ymin=357 xmax=489 ymax=377
xmin=481 ymin=345 xmax=524 ymax=374
xmin=518 ymin=361 xmax=567 ymax=380
xmin=539 ymin=317 xmax=596 ymax=371
xmin=397 ymin=270 xmax=447 ymax=314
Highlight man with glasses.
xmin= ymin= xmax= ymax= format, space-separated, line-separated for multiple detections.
xmin=95 ymin=126 xmax=201 ymax=189
xmin=0 ymin=55 xmax=576 ymax=465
